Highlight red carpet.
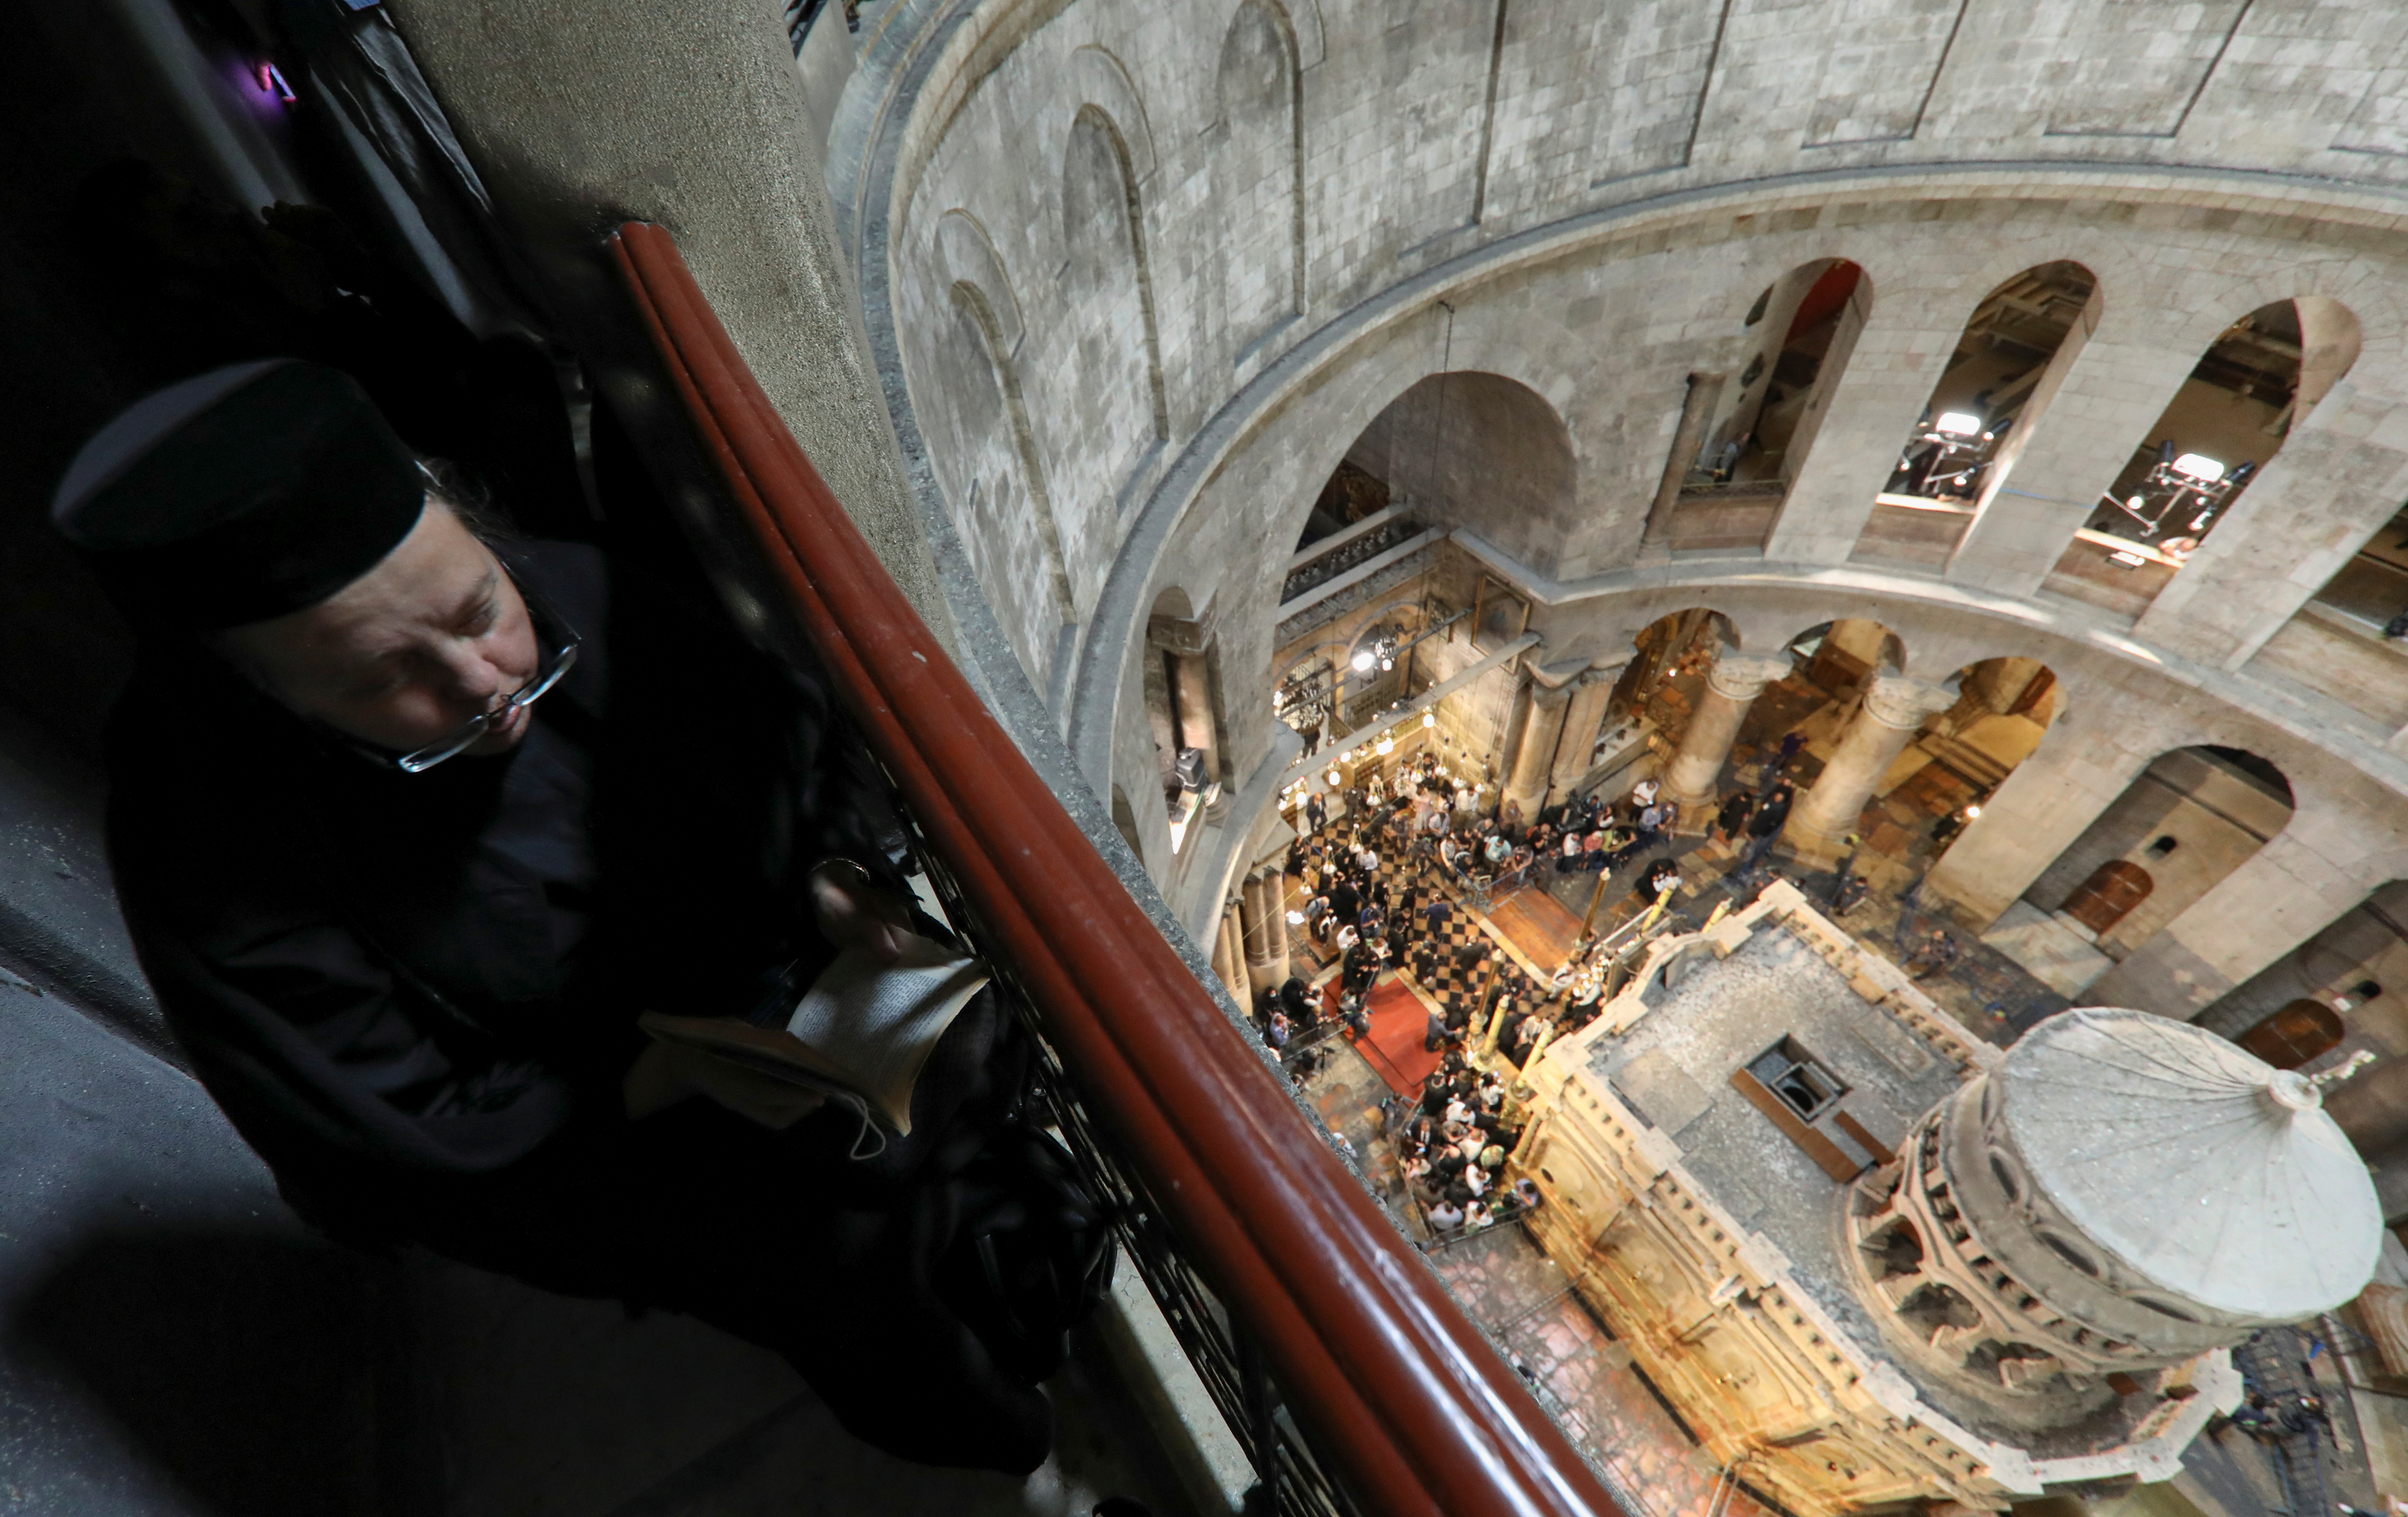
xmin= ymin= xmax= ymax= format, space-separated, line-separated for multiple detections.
xmin=1349 ymin=976 xmax=1445 ymax=1097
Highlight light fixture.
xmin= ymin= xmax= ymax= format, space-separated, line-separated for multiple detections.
xmin=1964 ymin=804 xmax=1983 ymax=819
xmin=1935 ymin=412 xmax=1982 ymax=437
xmin=1422 ymin=711 xmax=1436 ymax=728
xmin=1325 ymin=766 xmax=1342 ymax=787
xmin=1351 ymin=649 xmax=1376 ymax=673
xmin=1375 ymin=734 xmax=1394 ymax=755
xmin=2171 ymin=452 xmax=2226 ymax=483
xmin=1379 ymin=657 xmax=1394 ymax=671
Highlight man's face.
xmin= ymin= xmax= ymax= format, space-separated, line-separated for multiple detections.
xmin=222 ymin=503 xmax=542 ymax=758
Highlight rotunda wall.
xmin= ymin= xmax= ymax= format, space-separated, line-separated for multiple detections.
xmin=848 ymin=0 xmax=2408 ymax=938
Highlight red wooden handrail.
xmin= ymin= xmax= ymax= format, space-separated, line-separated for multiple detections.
xmin=611 ymin=221 xmax=1626 ymax=1517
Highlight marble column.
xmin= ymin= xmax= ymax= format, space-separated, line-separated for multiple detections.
xmin=1502 ymin=680 xmax=1574 ymax=823
xmin=1545 ymin=673 xmax=1617 ymax=807
xmin=1262 ymin=867 xmax=1291 ymax=987
xmin=1216 ymin=900 xmax=1247 ymax=1007
xmin=1662 ymin=653 xmax=1790 ymax=821
xmin=1209 ymin=898 xmax=1237 ymax=997
xmin=1240 ymin=871 xmax=1276 ymax=994
xmin=1785 ymin=676 xmax=1956 ymax=865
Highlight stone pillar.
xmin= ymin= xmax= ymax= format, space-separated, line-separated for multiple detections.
xmin=1217 ymin=900 xmax=1248 ymax=1007
xmin=1502 ymin=680 xmax=1573 ymax=822
xmin=1545 ymin=673 xmax=1616 ymax=807
xmin=1785 ymin=677 xmax=1955 ymax=865
xmin=1262 ymin=867 xmax=1291 ymax=986
xmin=1240 ymin=872 xmax=1276 ymax=994
xmin=1662 ymin=653 xmax=1789 ymax=819
xmin=1209 ymin=898 xmax=1237 ymax=998
xmin=1641 ymin=371 xmax=1725 ymax=550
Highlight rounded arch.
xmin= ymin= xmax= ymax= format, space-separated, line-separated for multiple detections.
xmin=933 ymin=208 xmax=1023 ymax=352
xmin=1606 ymin=607 xmax=1740 ymax=719
xmin=1066 ymin=45 xmax=1155 ymax=181
xmin=1330 ymin=368 xmax=1576 ymax=572
xmin=1150 ymin=584 xmax=1196 ymax=621
xmin=1783 ymin=618 xmax=1904 ymax=679
xmin=2023 ymin=744 xmax=2295 ymax=962
xmin=1908 ymin=655 xmax=2067 ymax=868
xmin=1212 ymin=0 xmax=1305 ymax=350
xmin=1062 ymin=101 xmax=1170 ymax=468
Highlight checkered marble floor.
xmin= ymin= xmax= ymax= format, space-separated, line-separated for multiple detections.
xmin=1295 ymin=820 xmax=1535 ymax=1023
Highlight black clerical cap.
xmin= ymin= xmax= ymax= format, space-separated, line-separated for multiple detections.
xmin=51 ymin=360 xmax=427 ymax=629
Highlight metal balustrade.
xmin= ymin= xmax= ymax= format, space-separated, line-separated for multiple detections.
xmin=1282 ymin=517 xmax=1422 ymax=604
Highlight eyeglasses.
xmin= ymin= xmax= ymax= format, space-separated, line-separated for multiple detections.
xmin=394 ymin=585 xmax=582 ymax=774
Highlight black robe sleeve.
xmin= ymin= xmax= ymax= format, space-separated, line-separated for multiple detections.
xmin=112 ymin=794 xmax=575 ymax=1178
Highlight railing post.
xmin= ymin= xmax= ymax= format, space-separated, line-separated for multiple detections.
xmin=1237 ymin=1327 xmax=1284 ymax=1515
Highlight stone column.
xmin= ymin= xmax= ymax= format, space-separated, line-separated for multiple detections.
xmin=1218 ymin=900 xmax=1248 ymax=1007
xmin=1785 ymin=677 xmax=1955 ymax=865
xmin=1262 ymin=867 xmax=1291 ymax=986
xmin=1240 ymin=871 xmax=1276 ymax=994
xmin=1502 ymin=681 xmax=1573 ymax=822
xmin=1641 ymin=371 xmax=1726 ymax=550
xmin=1209 ymin=899 xmax=1237 ymax=998
xmin=1545 ymin=673 xmax=1616 ymax=807
xmin=1661 ymin=653 xmax=1789 ymax=820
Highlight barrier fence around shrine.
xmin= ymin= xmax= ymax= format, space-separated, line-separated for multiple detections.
xmin=610 ymin=220 xmax=1633 ymax=1517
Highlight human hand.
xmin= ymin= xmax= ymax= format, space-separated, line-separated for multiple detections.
xmin=808 ymin=858 xmax=921 ymax=964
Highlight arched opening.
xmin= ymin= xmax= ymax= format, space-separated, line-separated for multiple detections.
xmin=2305 ymin=497 xmax=2408 ymax=645
xmin=2044 ymin=297 xmax=2361 ymax=620
xmin=1330 ymin=370 xmax=1576 ymax=572
xmin=2006 ymin=746 xmax=2294 ymax=994
xmin=2061 ymin=860 xmax=2153 ymax=936
xmin=1855 ymin=262 xmax=2099 ymax=571
xmin=1606 ymin=608 xmax=1739 ymax=728
xmin=2234 ymin=1001 xmax=2346 ymax=1070
xmin=1670 ymin=260 xmax=1872 ymax=555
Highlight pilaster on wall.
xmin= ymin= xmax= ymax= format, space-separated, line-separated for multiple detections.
xmin=2134 ymin=382 xmax=2408 ymax=669
xmin=1761 ymin=288 xmax=1938 ymax=566
xmin=1942 ymin=334 xmax=2201 ymax=599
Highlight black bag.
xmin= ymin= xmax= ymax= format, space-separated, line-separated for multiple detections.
xmin=936 ymin=1119 xmax=1117 ymax=1385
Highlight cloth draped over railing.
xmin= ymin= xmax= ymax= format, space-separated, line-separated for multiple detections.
xmin=610 ymin=220 xmax=1628 ymax=1517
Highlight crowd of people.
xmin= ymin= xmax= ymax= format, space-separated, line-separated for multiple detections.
xmin=1267 ymin=721 xmax=1882 ymax=1244
xmin=1394 ymin=1056 xmax=1540 ymax=1237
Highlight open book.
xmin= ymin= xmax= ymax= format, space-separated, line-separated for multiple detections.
xmin=635 ymin=940 xmax=990 ymax=1135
